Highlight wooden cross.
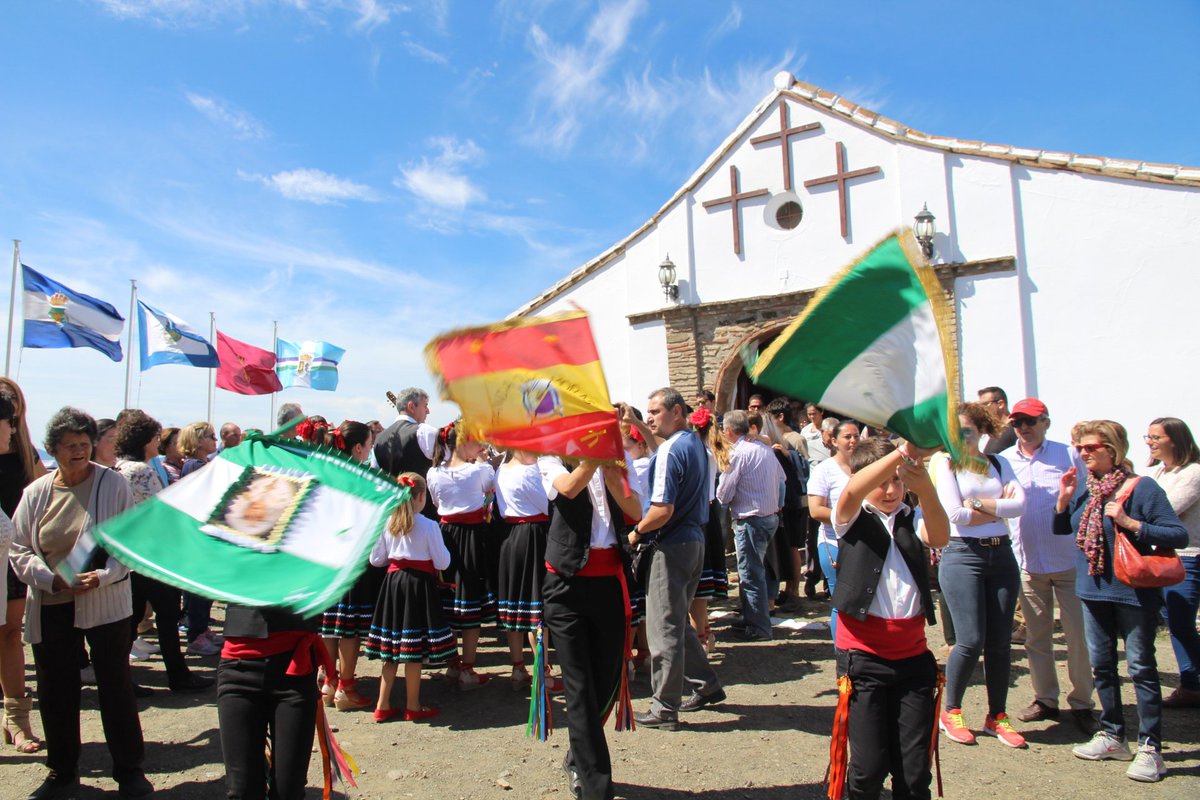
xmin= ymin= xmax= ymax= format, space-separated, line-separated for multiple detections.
xmin=749 ymin=99 xmax=821 ymax=191
xmin=702 ymin=165 xmax=769 ymax=256
xmin=803 ymin=141 xmax=882 ymax=238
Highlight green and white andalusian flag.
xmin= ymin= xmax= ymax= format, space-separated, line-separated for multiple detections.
xmin=93 ymin=433 xmax=409 ymax=616
xmin=747 ymin=230 xmax=960 ymax=454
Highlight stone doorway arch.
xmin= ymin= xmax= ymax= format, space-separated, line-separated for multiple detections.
xmin=713 ymin=322 xmax=791 ymax=413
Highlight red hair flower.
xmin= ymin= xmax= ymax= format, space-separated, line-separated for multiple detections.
xmin=689 ymin=407 xmax=712 ymax=429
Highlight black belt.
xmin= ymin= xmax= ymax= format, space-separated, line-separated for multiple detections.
xmin=957 ymin=536 xmax=1010 ymax=547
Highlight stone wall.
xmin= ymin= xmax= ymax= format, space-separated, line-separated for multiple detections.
xmin=628 ymin=257 xmax=1014 ymax=411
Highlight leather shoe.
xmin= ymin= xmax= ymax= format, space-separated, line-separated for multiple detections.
xmin=680 ymin=687 xmax=727 ymax=712
xmin=29 ymin=775 xmax=79 ymax=800
xmin=117 ymin=774 xmax=155 ymax=798
xmin=633 ymin=710 xmax=679 ymax=731
xmin=1071 ymin=709 xmax=1099 ymax=735
xmin=168 ymin=673 xmax=213 ymax=693
xmin=132 ymin=684 xmax=155 ymax=698
xmin=734 ymin=628 xmax=770 ymax=642
xmin=1162 ymin=686 xmax=1200 ymax=708
xmin=1016 ymin=700 xmax=1059 ymax=723
xmin=561 ymin=753 xmax=583 ymax=800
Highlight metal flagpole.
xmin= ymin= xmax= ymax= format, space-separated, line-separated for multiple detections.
xmin=123 ymin=279 xmax=137 ymax=409
xmin=269 ymin=320 xmax=278 ymax=430
xmin=207 ymin=312 xmax=216 ymax=425
xmin=5 ymin=240 xmax=19 ymax=377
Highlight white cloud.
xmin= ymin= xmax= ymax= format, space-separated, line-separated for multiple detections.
xmin=524 ymin=0 xmax=647 ymax=151
xmin=94 ymin=0 xmax=407 ymax=31
xmin=241 ymin=167 xmax=378 ymax=204
xmin=186 ymin=92 xmax=267 ymax=139
xmin=401 ymin=39 xmax=449 ymax=65
xmin=708 ymin=2 xmax=742 ymax=43
xmin=396 ymin=136 xmax=486 ymax=210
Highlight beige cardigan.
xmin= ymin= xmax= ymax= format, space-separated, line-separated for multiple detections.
xmin=10 ymin=464 xmax=134 ymax=644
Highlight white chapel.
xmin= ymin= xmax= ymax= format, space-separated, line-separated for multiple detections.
xmin=513 ymin=71 xmax=1200 ymax=462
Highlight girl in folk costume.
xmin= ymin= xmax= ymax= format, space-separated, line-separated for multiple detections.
xmin=301 ymin=420 xmax=384 ymax=711
xmin=364 ymin=473 xmax=454 ymax=721
xmin=827 ymin=437 xmax=949 ymax=800
xmin=689 ymin=407 xmax=731 ymax=653
xmin=495 ymin=450 xmax=563 ymax=692
xmin=426 ymin=421 xmax=497 ymax=689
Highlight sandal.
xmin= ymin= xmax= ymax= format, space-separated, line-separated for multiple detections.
xmin=3 ymin=693 xmax=43 ymax=753
xmin=320 ymin=680 xmax=336 ymax=707
xmin=458 ymin=663 xmax=491 ymax=690
xmin=334 ymin=679 xmax=373 ymax=710
xmin=511 ymin=662 xmax=532 ymax=691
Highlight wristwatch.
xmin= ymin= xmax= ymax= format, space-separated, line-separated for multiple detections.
xmin=969 ymin=498 xmax=984 ymax=511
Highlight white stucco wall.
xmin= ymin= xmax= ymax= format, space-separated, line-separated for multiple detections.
xmin=525 ymin=90 xmax=1200 ymax=463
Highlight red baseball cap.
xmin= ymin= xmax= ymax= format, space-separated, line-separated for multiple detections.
xmin=1010 ymin=398 xmax=1048 ymax=418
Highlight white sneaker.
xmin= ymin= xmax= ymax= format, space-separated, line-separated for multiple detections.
xmin=133 ymin=637 xmax=160 ymax=654
xmin=1126 ymin=743 xmax=1166 ymax=782
xmin=1073 ymin=731 xmax=1133 ymax=761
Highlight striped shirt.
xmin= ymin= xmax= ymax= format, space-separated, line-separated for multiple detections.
xmin=717 ymin=437 xmax=785 ymax=519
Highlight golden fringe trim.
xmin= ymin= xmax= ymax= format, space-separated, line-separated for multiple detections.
xmin=751 ymin=229 xmax=961 ymax=457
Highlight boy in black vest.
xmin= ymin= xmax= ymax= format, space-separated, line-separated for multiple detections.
xmin=827 ymin=437 xmax=949 ymax=800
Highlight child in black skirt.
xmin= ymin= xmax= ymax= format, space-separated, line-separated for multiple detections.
xmin=364 ymin=473 xmax=455 ymax=722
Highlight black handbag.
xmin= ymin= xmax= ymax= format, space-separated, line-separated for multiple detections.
xmin=630 ymin=538 xmax=658 ymax=588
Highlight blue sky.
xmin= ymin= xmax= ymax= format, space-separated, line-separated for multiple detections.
xmin=2 ymin=0 xmax=1197 ymax=444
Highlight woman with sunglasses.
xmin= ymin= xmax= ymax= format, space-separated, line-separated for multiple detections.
xmin=1054 ymin=420 xmax=1187 ymax=781
xmin=1144 ymin=418 xmax=1200 ymax=709
xmin=933 ymin=402 xmax=1028 ymax=748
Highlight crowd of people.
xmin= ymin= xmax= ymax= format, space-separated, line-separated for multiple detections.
xmin=0 ymin=378 xmax=1196 ymax=800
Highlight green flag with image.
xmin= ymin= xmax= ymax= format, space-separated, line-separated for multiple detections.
xmin=93 ymin=433 xmax=409 ymax=616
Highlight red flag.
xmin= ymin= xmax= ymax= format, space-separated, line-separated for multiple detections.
xmin=217 ymin=331 xmax=282 ymax=395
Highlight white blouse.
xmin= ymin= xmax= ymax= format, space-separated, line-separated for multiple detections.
xmin=495 ymin=461 xmax=550 ymax=519
xmin=426 ymin=462 xmax=495 ymax=515
xmin=368 ymin=513 xmax=452 ymax=570
xmin=933 ymin=453 xmax=1027 ymax=539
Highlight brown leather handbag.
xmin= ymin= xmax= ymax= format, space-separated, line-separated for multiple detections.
xmin=1112 ymin=478 xmax=1185 ymax=588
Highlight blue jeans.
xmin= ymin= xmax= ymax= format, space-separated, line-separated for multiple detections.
xmin=939 ymin=538 xmax=1019 ymax=714
xmin=1163 ymin=555 xmax=1200 ymax=691
xmin=733 ymin=514 xmax=778 ymax=637
xmin=818 ymin=540 xmax=839 ymax=639
xmin=1082 ymin=599 xmax=1162 ymax=747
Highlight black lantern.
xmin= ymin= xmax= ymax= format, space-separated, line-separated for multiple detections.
xmin=913 ymin=203 xmax=936 ymax=260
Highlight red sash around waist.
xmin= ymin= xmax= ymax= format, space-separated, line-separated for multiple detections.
xmin=388 ymin=558 xmax=434 ymax=574
xmin=440 ymin=509 xmax=488 ymax=525
xmin=835 ymin=613 xmax=927 ymax=661
xmin=504 ymin=514 xmax=550 ymax=524
xmin=221 ymin=630 xmax=337 ymax=679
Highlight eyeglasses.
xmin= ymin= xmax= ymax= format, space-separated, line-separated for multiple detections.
xmin=1075 ymin=443 xmax=1110 ymax=455
xmin=1011 ymin=417 xmax=1043 ymax=428
xmin=1144 ymin=435 xmax=1167 ymax=444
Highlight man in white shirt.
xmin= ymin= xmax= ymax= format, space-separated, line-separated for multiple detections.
xmin=1006 ymin=397 xmax=1096 ymax=733
xmin=717 ymin=411 xmax=786 ymax=640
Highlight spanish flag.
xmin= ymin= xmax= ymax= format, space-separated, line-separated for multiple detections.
xmin=424 ymin=311 xmax=623 ymax=463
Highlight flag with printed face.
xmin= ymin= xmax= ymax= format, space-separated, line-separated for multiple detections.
xmin=137 ymin=300 xmax=219 ymax=370
xmin=424 ymin=310 xmax=623 ymax=463
xmin=21 ymin=264 xmax=125 ymax=362
xmin=217 ymin=331 xmax=283 ymax=395
xmin=275 ymin=338 xmax=345 ymax=391
xmin=747 ymin=230 xmax=960 ymax=454
xmin=92 ymin=433 xmax=410 ymax=614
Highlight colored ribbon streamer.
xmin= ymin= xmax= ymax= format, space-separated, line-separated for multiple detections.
xmin=825 ymin=673 xmax=853 ymax=800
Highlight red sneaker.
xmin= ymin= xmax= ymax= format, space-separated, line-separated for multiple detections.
xmin=939 ymin=708 xmax=976 ymax=745
xmin=983 ymin=713 xmax=1027 ymax=748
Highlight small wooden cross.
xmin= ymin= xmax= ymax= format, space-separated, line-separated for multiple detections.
xmin=749 ymin=99 xmax=822 ymax=191
xmin=803 ymin=141 xmax=882 ymax=238
xmin=702 ymin=165 xmax=769 ymax=256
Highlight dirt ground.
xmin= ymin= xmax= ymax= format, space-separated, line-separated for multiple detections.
xmin=2 ymin=586 xmax=1198 ymax=800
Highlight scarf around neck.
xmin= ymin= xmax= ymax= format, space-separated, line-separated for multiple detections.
xmin=1077 ymin=467 xmax=1128 ymax=576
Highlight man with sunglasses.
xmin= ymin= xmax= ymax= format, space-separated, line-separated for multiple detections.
xmin=1006 ymin=398 xmax=1098 ymax=734
xmin=978 ymin=386 xmax=1017 ymax=455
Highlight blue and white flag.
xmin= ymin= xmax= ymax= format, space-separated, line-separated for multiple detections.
xmin=137 ymin=300 xmax=219 ymax=370
xmin=275 ymin=338 xmax=345 ymax=391
xmin=22 ymin=264 xmax=124 ymax=362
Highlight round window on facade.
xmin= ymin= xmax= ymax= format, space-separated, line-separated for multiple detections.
xmin=763 ymin=191 xmax=804 ymax=232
